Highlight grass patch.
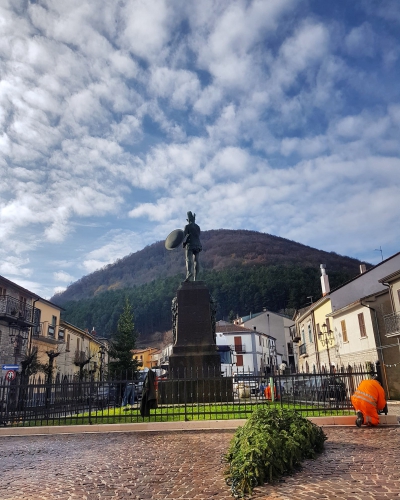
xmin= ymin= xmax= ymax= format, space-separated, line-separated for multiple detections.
xmin=13 ymin=401 xmax=353 ymax=427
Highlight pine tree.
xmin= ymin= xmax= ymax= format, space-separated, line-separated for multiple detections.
xmin=108 ymin=297 xmax=139 ymax=378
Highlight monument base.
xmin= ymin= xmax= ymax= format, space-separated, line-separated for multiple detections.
xmin=158 ymin=377 xmax=234 ymax=404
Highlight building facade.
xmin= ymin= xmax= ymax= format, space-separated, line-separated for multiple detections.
xmin=216 ymin=321 xmax=280 ymax=376
xmin=0 ymin=275 xmax=40 ymax=368
xmin=236 ymin=310 xmax=295 ymax=371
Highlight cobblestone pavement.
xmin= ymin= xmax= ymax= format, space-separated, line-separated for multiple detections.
xmin=0 ymin=426 xmax=399 ymax=500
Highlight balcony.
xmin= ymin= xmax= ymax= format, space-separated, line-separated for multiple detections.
xmin=299 ymin=343 xmax=307 ymax=356
xmin=31 ymin=323 xmax=63 ymax=345
xmin=232 ymin=344 xmax=246 ymax=354
xmin=0 ymin=295 xmax=39 ymax=327
xmin=383 ymin=312 xmax=400 ymax=337
xmin=290 ymin=326 xmax=301 ymax=343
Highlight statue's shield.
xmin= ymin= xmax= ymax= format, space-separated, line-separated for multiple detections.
xmin=165 ymin=229 xmax=184 ymax=250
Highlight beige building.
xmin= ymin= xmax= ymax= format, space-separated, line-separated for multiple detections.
xmin=57 ymin=321 xmax=108 ymax=379
xmin=379 ymin=270 xmax=400 ymax=399
xmin=31 ymin=298 xmax=64 ymax=371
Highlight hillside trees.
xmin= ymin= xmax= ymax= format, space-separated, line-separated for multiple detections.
xmin=108 ymin=297 xmax=140 ymax=377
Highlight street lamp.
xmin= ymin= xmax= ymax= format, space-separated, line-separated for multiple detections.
xmin=318 ymin=323 xmax=334 ymax=372
xmin=98 ymin=344 xmax=106 ymax=381
xmin=9 ymin=323 xmax=30 ymax=364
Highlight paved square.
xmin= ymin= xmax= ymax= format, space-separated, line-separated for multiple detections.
xmin=0 ymin=427 xmax=399 ymax=499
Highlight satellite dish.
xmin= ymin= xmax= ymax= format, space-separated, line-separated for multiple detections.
xmin=165 ymin=229 xmax=184 ymax=250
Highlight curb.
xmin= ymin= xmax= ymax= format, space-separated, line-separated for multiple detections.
xmin=0 ymin=415 xmax=398 ymax=437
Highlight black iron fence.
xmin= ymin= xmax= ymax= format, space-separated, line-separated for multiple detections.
xmin=0 ymin=363 xmax=379 ymax=427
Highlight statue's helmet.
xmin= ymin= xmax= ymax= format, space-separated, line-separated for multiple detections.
xmin=187 ymin=211 xmax=195 ymax=222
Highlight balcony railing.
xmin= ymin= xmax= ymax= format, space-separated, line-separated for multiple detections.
xmin=383 ymin=312 xmax=400 ymax=337
xmin=232 ymin=344 xmax=246 ymax=354
xmin=299 ymin=343 xmax=307 ymax=356
xmin=0 ymin=295 xmax=38 ymax=327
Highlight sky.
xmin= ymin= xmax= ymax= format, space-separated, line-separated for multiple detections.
xmin=1 ymin=0 xmax=400 ymax=299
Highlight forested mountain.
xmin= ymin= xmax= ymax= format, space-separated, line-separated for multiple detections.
xmin=53 ymin=229 xmax=365 ymax=302
xmin=52 ymin=229 xmax=369 ymax=341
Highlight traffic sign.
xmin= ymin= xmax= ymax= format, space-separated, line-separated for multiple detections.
xmin=5 ymin=370 xmax=16 ymax=381
xmin=2 ymin=365 xmax=19 ymax=370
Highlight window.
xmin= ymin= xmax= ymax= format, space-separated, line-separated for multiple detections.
xmin=52 ymin=316 xmax=57 ymax=326
xmin=234 ymin=336 xmax=243 ymax=353
xmin=301 ymin=328 xmax=305 ymax=344
xmin=341 ymin=320 xmax=348 ymax=342
xmin=58 ymin=329 xmax=65 ymax=341
xmin=307 ymin=323 xmax=312 ymax=343
xmin=0 ymin=287 xmax=6 ymax=296
xmin=259 ymin=336 xmax=261 ymax=346
xmin=66 ymin=334 xmax=70 ymax=352
xmin=236 ymin=354 xmax=243 ymax=367
xmin=326 ymin=318 xmax=331 ymax=331
xmin=77 ymin=338 xmax=80 ymax=352
xmin=358 ymin=313 xmax=367 ymax=338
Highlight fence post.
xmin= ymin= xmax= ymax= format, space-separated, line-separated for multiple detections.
xmin=375 ymin=361 xmax=383 ymax=385
xmin=269 ymin=376 xmax=275 ymax=403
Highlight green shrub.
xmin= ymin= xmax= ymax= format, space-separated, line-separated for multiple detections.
xmin=225 ymin=407 xmax=327 ymax=498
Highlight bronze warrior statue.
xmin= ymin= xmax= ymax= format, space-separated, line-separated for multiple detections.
xmin=183 ymin=211 xmax=202 ymax=281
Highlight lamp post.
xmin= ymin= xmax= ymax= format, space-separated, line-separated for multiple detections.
xmin=9 ymin=324 xmax=30 ymax=364
xmin=99 ymin=344 xmax=106 ymax=381
xmin=318 ymin=323 xmax=334 ymax=372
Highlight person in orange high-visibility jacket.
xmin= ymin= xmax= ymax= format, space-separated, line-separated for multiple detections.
xmin=264 ymin=383 xmax=279 ymax=400
xmin=351 ymin=378 xmax=386 ymax=427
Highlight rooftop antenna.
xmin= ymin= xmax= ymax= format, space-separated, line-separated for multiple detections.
xmin=374 ymin=246 xmax=383 ymax=262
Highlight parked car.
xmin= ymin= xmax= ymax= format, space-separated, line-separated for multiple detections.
xmin=93 ymin=384 xmax=117 ymax=408
xmin=311 ymin=376 xmax=347 ymax=403
xmin=232 ymin=373 xmax=259 ymax=396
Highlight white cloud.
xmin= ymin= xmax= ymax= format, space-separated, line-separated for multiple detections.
xmin=53 ymin=271 xmax=75 ymax=283
xmin=0 ymin=0 xmax=398 ymax=297
xmin=82 ymin=230 xmax=147 ymax=273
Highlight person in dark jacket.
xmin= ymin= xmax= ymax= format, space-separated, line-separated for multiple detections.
xmin=140 ymin=369 xmax=158 ymax=417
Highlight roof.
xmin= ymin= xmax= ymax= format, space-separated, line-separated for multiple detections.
xmin=0 ymin=274 xmax=65 ymax=310
xmin=327 ymin=288 xmax=389 ymax=317
xmin=59 ymin=319 xmax=102 ymax=342
xmin=216 ymin=321 xmax=276 ymax=339
xmin=216 ymin=323 xmax=254 ymax=334
xmin=379 ymin=269 xmax=400 ymax=284
xmin=294 ymin=295 xmax=331 ymax=323
xmin=329 ymin=251 xmax=400 ymax=294
xmin=0 ymin=274 xmax=40 ymax=299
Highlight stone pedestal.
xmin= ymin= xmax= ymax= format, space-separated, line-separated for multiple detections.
xmin=169 ymin=281 xmax=221 ymax=378
xmin=161 ymin=281 xmax=233 ymax=403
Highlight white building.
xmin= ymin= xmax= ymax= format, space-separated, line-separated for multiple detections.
xmin=236 ymin=310 xmax=296 ymax=372
xmin=216 ymin=321 xmax=281 ymax=377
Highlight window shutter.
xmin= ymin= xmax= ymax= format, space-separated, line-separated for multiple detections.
xmin=341 ymin=320 xmax=348 ymax=342
xmin=358 ymin=313 xmax=366 ymax=337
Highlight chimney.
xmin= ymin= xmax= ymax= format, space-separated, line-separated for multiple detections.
xmin=360 ymin=264 xmax=367 ymax=274
xmin=320 ymin=264 xmax=330 ymax=296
